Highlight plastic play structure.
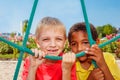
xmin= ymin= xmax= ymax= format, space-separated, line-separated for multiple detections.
xmin=0 ymin=0 xmax=120 ymax=80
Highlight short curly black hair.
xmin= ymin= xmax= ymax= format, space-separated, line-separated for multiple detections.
xmin=68 ymin=22 xmax=98 ymax=43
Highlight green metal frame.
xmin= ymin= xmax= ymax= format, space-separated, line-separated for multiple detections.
xmin=0 ymin=0 xmax=120 ymax=80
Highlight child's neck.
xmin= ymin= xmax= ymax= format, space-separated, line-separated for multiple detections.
xmin=80 ymin=59 xmax=91 ymax=70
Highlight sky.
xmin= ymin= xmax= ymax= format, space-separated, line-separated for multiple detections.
xmin=0 ymin=0 xmax=120 ymax=34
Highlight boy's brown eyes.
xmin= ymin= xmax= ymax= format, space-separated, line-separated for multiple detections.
xmin=71 ymin=42 xmax=89 ymax=46
xmin=71 ymin=42 xmax=76 ymax=46
xmin=83 ymin=42 xmax=89 ymax=44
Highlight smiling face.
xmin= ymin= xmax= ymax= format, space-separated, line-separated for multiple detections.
xmin=70 ymin=31 xmax=90 ymax=62
xmin=37 ymin=27 xmax=66 ymax=56
xmin=35 ymin=17 xmax=66 ymax=56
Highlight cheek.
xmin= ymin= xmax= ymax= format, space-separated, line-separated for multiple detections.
xmin=71 ymin=47 xmax=77 ymax=53
xmin=58 ymin=42 xmax=65 ymax=48
xmin=39 ymin=42 xmax=49 ymax=49
xmin=83 ymin=45 xmax=90 ymax=50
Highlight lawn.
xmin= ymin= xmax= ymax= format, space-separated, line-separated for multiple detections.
xmin=0 ymin=53 xmax=27 ymax=60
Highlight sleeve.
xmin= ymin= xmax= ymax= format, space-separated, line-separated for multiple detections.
xmin=71 ymin=63 xmax=77 ymax=80
xmin=104 ymin=52 xmax=120 ymax=80
xmin=21 ymin=57 xmax=30 ymax=80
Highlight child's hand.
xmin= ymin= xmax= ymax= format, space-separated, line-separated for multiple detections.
xmin=62 ymin=52 xmax=76 ymax=80
xmin=88 ymin=68 xmax=104 ymax=80
xmin=29 ymin=48 xmax=47 ymax=69
xmin=85 ymin=44 xmax=106 ymax=68
xmin=62 ymin=52 xmax=76 ymax=71
xmin=86 ymin=45 xmax=115 ymax=80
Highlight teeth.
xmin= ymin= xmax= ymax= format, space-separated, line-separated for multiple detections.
xmin=48 ymin=50 xmax=57 ymax=51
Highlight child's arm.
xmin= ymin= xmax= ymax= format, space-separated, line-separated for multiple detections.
xmin=26 ymin=63 xmax=37 ymax=80
xmin=26 ymin=49 xmax=46 ymax=80
xmin=62 ymin=52 xmax=76 ymax=80
xmin=86 ymin=44 xmax=114 ymax=80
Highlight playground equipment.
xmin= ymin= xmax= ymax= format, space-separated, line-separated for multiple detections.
xmin=0 ymin=0 xmax=120 ymax=80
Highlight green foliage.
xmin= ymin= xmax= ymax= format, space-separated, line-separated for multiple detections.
xmin=63 ymin=40 xmax=71 ymax=53
xmin=101 ymin=41 xmax=117 ymax=53
xmin=100 ymin=39 xmax=120 ymax=59
xmin=101 ymin=40 xmax=114 ymax=53
xmin=0 ymin=41 xmax=13 ymax=54
xmin=112 ymin=27 xmax=118 ymax=33
xmin=103 ymin=24 xmax=113 ymax=35
xmin=0 ymin=54 xmax=14 ymax=59
xmin=96 ymin=24 xmax=118 ymax=38
xmin=96 ymin=26 xmax=103 ymax=35
xmin=10 ymin=32 xmax=16 ymax=38
xmin=27 ymin=37 xmax=37 ymax=49
xmin=98 ymin=33 xmax=103 ymax=39
xmin=22 ymin=19 xmax=28 ymax=36
xmin=0 ymin=53 xmax=27 ymax=60
xmin=115 ymin=42 xmax=120 ymax=58
xmin=12 ymin=47 xmax=18 ymax=59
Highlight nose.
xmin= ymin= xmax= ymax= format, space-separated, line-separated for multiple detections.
xmin=49 ymin=40 xmax=56 ymax=47
xmin=77 ymin=44 xmax=84 ymax=52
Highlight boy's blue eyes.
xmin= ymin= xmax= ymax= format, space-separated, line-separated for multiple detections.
xmin=42 ymin=39 xmax=49 ymax=41
xmin=42 ymin=38 xmax=63 ymax=41
xmin=56 ymin=38 xmax=63 ymax=40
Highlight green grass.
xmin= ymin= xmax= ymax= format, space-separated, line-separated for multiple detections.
xmin=0 ymin=53 xmax=28 ymax=60
xmin=0 ymin=54 xmax=15 ymax=59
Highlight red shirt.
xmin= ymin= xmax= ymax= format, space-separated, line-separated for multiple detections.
xmin=22 ymin=54 xmax=76 ymax=80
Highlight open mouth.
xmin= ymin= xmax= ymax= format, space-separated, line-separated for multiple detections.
xmin=47 ymin=49 xmax=59 ymax=54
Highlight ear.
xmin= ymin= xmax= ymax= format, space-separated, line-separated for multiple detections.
xmin=96 ymin=38 xmax=100 ymax=44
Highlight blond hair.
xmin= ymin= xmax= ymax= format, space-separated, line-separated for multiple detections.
xmin=35 ymin=17 xmax=66 ymax=40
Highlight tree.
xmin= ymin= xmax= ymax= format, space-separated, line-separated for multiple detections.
xmin=103 ymin=24 xmax=113 ymax=35
xmin=22 ymin=20 xmax=28 ymax=36
xmin=96 ymin=26 xmax=104 ymax=38
xmin=112 ymin=27 xmax=118 ymax=34
xmin=10 ymin=32 xmax=16 ymax=38
xmin=96 ymin=26 xmax=103 ymax=34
